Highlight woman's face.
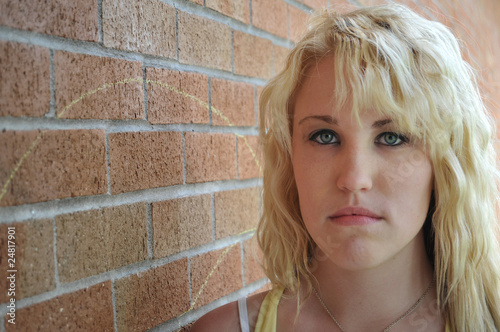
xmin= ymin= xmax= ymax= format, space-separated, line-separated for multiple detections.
xmin=292 ymin=57 xmax=434 ymax=271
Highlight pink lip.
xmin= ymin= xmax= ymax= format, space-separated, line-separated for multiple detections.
xmin=328 ymin=207 xmax=382 ymax=226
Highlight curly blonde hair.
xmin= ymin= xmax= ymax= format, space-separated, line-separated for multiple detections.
xmin=257 ymin=4 xmax=500 ymax=331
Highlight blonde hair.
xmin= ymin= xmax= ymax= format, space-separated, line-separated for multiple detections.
xmin=257 ymin=4 xmax=500 ymax=331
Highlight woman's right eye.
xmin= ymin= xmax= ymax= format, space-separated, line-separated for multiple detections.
xmin=309 ymin=130 xmax=338 ymax=145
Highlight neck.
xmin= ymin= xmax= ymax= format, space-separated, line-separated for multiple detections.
xmin=310 ymin=233 xmax=435 ymax=330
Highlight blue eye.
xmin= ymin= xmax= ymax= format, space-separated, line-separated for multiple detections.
xmin=310 ymin=130 xmax=338 ymax=145
xmin=377 ymin=132 xmax=408 ymax=146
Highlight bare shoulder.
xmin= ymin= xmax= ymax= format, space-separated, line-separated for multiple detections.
xmin=189 ymin=290 xmax=270 ymax=332
xmin=188 ymin=301 xmax=239 ymax=332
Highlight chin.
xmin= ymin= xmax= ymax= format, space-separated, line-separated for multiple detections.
xmin=328 ymin=239 xmax=387 ymax=271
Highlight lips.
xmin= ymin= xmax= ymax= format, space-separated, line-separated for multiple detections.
xmin=328 ymin=206 xmax=382 ymax=226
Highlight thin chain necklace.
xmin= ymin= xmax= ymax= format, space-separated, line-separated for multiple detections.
xmin=312 ymin=276 xmax=435 ymax=332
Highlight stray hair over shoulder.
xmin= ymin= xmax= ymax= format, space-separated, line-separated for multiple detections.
xmin=257 ymin=4 xmax=500 ymax=331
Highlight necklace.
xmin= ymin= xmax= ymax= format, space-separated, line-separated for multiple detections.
xmin=312 ymin=276 xmax=435 ymax=332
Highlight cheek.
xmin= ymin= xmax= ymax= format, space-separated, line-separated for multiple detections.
xmin=292 ymin=150 xmax=323 ymax=222
xmin=388 ymin=158 xmax=433 ymax=222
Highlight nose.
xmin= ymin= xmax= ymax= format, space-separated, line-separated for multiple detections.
xmin=336 ymin=146 xmax=373 ymax=193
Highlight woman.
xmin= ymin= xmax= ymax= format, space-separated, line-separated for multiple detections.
xmin=191 ymin=4 xmax=500 ymax=331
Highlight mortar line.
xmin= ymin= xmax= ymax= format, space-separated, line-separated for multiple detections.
xmin=0 ymin=315 xmax=5 ymax=332
xmin=248 ymin=0 xmax=253 ymax=25
xmin=0 ymin=179 xmax=262 ymax=223
xmin=106 ymin=133 xmax=112 ymax=195
xmin=52 ymin=217 xmax=61 ymax=288
xmin=142 ymin=65 xmax=149 ymax=121
xmin=282 ymin=0 xmax=315 ymax=12
xmin=182 ymin=132 xmax=187 ymax=184
xmin=0 ymin=230 xmax=255 ymax=316
xmin=240 ymin=241 xmax=246 ymax=286
xmin=161 ymin=0 xmax=293 ymax=45
xmin=175 ymin=8 xmax=180 ymax=61
xmin=347 ymin=0 xmax=362 ymax=7
xmin=97 ymin=0 xmax=104 ymax=44
xmin=0 ymin=29 xmax=269 ymax=85
xmin=412 ymin=0 xmax=438 ymax=19
xmin=0 ymin=117 xmax=259 ymax=135
xmin=211 ymin=193 xmax=216 ymax=241
xmin=147 ymin=203 xmax=154 ymax=260
xmin=188 ymin=257 xmax=193 ymax=306
xmin=47 ymin=49 xmax=56 ymax=117
xmin=0 ymin=3 xmax=293 ymax=50
xmin=112 ymin=280 xmax=118 ymax=332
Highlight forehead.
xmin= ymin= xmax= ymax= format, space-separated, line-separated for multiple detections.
xmin=292 ymin=56 xmax=412 ymax=131
xmin=294 ymin=57 xmax=340 ymax=117
xmin=294 ymin=57 xmax=370 ymax=125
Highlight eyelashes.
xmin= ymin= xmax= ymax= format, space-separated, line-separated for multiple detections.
xmin=376 ymin=132 xmax=409 ymax=146
xmin=309 ymin=130 xmax=339 ymax=145
xmin=309 ymin=130 xmax=409 ymax=146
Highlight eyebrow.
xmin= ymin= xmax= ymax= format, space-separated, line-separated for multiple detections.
xmin=298 ymin=115 xmax=393 ymax=128
xmin=298 ymin=115 xmax=337 ymax=126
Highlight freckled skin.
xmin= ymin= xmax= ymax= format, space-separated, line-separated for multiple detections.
xmin=291 ymin=57 xmax=434 ymax=272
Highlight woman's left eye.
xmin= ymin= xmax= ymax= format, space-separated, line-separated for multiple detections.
xmin=376 ymin=132 xmax=409 ymax=146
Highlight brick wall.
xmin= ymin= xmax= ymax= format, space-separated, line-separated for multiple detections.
xmin=0 ymin=0 xmax=498 ymax=331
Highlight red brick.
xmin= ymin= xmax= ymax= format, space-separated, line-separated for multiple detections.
xmin=234 ymin=31 xmax=274 ymax=78
xmin=0 ymin=41 xmax=50 ymax=117
xmin=102 ymin=0 xmax=176 ymax=58
xmin=436 ymin=0 xmax=457 ymax=20
xmin=6 ymin=282 xmax=113 ymax=332
xmin=357 ymin=0 xmax=389 ymax=6
xmin=215 ymin=187 xmax=260 ymax=239
xmin=288 ymin=6 xmax=310 ymax=42
xmin=206 ymin=0 xmax=250 ymax=24
xmin=0 ymin=220 xmax=55 ymax=303
xmin=394 ymin=0 xmax=427 ymax=17
xmin=274 ymin=44 xmax=291 ymax=75
xmin=0 ymin=130 xmax=107 ymax=207
xmin=185 ymin=133 xmax=237 ymax=183
xmin=152 ymin=195 xmax=212 ymax=257
xmin=178 ymin=11 xmax=232 ymax=71
xmin=256 ymin=86 xmax=264 ymax=128
xmin=243 ymin=238 xmax=266 ymax=284
xmin=55 ymin=51 xmax=144 ymax=120
xmin=115 ymin=259 xmax=189 ymax=332
xmin=210 ymin=79 xmax=255 ymax=127
xmin=0 ymin=0 xmax=98 ymax=41
xmin=301 ymin=0 xmax=328 ymax=9
xmin=56 ymin=203 xmax=148 ymax=283
xmin=252 ymin=0 xmax=288 ymax=39
xmin=418 ymin=0 xmax=453 ymax=27
xmin=108 ymin=131 xmax=183 ymax=193
xmin=146 ymin=68 xmax=209 ymax=124
xmin=238 ymin=135 xmax=262 ymax=180
xmin=190 ymin=245 xmax=242 ymax=308
xmin=329 ymin=0 xmax=358 ymax=13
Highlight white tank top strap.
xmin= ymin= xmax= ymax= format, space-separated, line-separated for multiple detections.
xmin=237 ymin=297 xmax=250 ymax=332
